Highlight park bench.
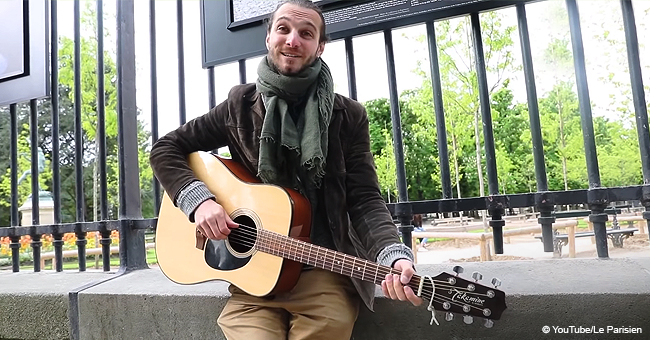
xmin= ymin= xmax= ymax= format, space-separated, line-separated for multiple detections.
xmin=431 ymin=216 xmax=472 ymax=226
xmin=535 ymin=227 xmax=638 ymax=257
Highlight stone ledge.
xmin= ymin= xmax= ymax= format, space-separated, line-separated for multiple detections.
xmin=1 ymin=257 xmax=649 ymax=340
xmin=0 ymin=271 xmax=112 ymax=340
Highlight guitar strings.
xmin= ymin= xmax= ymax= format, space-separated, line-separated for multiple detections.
xmin=225 ymin=224 xmax=489 ymax=300
xmin=219 ymin=224 xmax=493 ymax=310
xmin=226 ymin=230 xmax=491 ymax=315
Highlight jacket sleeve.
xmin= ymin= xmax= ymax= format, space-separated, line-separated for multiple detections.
xmin=149 ymin=99 xmax=230 ymax=206
xmin=343 ymin=102 xmax=414 ymax=266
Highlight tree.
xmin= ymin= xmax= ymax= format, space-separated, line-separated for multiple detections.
xmin=404 ymin=11 xmax=518 ymax=200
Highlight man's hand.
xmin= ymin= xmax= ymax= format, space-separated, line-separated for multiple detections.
xmin=380 ymin=259 xmax=423 ymax=306
xmin=193 ymin=199 xmax=239 ymax=240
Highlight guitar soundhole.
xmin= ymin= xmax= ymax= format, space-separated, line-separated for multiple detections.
xmin=230 ymin=215 xmax=257 ymax=254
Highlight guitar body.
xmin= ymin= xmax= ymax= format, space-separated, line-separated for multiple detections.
xmin=156 ymin=152 xmax=311 ymax=296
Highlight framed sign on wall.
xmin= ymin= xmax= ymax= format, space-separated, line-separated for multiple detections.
xmin=0 ymin=0 xmax=50 ymax=106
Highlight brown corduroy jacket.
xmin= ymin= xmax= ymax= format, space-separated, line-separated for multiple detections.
xmin=149 ymin=83 xmax=403 ymax=310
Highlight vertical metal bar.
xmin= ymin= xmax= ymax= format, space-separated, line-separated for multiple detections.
xmin=383 ymin=29 xmax=412 ymax=248
xmin=97 ymin=0 xmax=108 ymax=221
xmin=239 ymin=59 xmax=246 ymax=84
xmin=10 ymin=104 xmax=18 ymax=227
xmin=74 ymin=0 xmax=88 ymax=271
xmin=51 ymin=0 xmax=61 ymax=225
xmin=344 ymin=37 xmax=357 ymax=101
xmin=29 ymin=99 xmax=42 ymax=272
xmin=517 ymin=5 xmax=548 ymax=193
xmin=517 ymin=3 xmax=555 ymax=253
xmin=566 ymin=0 xmax=601 ymax=187
xmin=117 ymin=0 xmax=147 ymax=271
xmin=149 ymin=0 xmax=161 ymax=216
xmin=177 ymin=0 xmax=186 ymax=125
xmin=621 ymin=0 xmax=650 ymax=240
xmin=30 ymin=100 xmax=39 ymax=224
xmin=471 ymin=12 xmax=504 ymax=254
xmin=51 ymin=0 xmax=64 ymax=272
xmin=621 ymin=1 xmax=650 ymax=180
xmin=97 ymin=0 xmax=111 ymax=271
xmin=566 ymin=0 xmax=608 ymax=257
xmin=76 ymin=230 xmax=87 ymax=271
xmin=100 ymin=229 xmax=112 ymax=272
xmin=10 ymin=236 xmax=20 ymax=272
xmin=208 ymin=66 xmax=216 ymax=109
xmin=73 ymin=0 xmax=85 ymax=222
xmin=471 ymin=13 xmax=499 ymax=196
xmin=425 ymin=21 xmax=452 ymax=199
xmin=9 ymin=104 xmax=19 ymax=272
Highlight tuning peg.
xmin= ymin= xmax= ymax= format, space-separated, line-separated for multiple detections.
xmin=491 ymin=277 xmax=502 ymax=288
xmin=484 ymin=319 xmax=494 ymax=328
xmin=472 ymin=271 xmax=483 ymax=282
xmin=463 ymin=315 xmax=474 ymax=324
xmin=452 ymin=265 xmax=464 ymax=276
xmin=445 ymin=312 xmax=454 ymax=322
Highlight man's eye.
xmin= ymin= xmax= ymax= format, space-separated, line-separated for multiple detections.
xmin=302 ymin=31 xmax=314 ymax=37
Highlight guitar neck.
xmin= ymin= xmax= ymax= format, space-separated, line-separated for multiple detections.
xmin=255 ymin=228 xmax=417 ymax=288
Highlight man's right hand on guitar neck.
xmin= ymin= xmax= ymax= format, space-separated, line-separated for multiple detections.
xmin=194 ymin=199 xmax=239 ymax=240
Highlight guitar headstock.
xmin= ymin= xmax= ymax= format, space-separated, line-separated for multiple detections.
xmin=419 ymin=266 xmax=507 ymax=327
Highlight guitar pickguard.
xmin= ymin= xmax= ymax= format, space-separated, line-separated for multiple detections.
xmin=204 ymin=239 xmax=252 ymax=270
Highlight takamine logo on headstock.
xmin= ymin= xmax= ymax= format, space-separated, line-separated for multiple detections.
xmin=420 ymin=265 xmax=507 ymax=328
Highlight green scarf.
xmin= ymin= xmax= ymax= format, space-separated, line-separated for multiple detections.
xmin=256 ymin=56 xmax=334 ymax=191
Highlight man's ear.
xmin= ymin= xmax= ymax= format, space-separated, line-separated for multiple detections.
xmin=317 ymin=42 xmax=325 ymax=57
xmin=266 ymin=34 xmax=270 ymax=50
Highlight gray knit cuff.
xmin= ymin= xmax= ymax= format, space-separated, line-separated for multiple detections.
xmin=376 ymin=243 xmax=415 ymax=267
xmin=175 ymin=181 xmax=215 ymax=222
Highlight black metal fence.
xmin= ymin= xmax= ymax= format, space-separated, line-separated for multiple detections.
xmin=0 ymin=0 xmax=648 ymax=274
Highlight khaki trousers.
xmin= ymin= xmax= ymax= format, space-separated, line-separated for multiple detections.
xmin=217 ymin=268 xmax=360 ymax=340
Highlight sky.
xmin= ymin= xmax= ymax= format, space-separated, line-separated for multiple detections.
xmin=52 ymin=0 xmax=650 ymax=139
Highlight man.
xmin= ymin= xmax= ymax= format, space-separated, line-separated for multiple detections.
xmin=150 ymin=1 xmax=421 ymax=338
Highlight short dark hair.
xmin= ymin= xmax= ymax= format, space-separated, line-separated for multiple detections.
xmin=266 ymin=0 xmax=330 ymax=44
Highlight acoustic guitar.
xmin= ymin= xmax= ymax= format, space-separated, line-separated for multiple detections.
xmin=155 ymin=151 xmax=507 ymax=326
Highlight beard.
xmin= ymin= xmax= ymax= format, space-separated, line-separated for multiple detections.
xmin=268 ymin=50 xmax=320 ymax=76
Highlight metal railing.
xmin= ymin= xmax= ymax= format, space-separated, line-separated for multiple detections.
xmin=1 ymin=0 xmax=648 ymax=275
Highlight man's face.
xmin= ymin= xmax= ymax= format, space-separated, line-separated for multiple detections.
xmin=266 ymin=3 xmax=325 ymax=76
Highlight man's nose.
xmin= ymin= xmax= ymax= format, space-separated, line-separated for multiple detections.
xmin=285 ymin=31 xmax=301 ymax=48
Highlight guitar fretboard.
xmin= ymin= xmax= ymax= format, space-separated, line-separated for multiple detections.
xmin=254 ymin=228 xmax=419 ymax=288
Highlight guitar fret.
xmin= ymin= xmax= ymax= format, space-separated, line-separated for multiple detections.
xmin=301 ymin=242 xmax=306 ymax=264
xmin=361 ymin=260 xmax=367 ymax=281
xmin=307 ymin=243 xmax=313 ymax=267
xmin=374 ymin=263 xmax=379 ymax=285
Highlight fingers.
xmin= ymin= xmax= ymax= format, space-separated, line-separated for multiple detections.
xmin=382 ymin=260 xmax=424 ymax=307
xmin=404 ymin=286 xmax=423 ymax=306
xmin=381 ymin=274 xmax=406 ymax=300
xmin=194 ymin=200 xmax=236 ymax=240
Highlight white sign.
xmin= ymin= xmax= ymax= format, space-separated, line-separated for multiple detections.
xmin=0 ymin=0 xmax=26 ymax=80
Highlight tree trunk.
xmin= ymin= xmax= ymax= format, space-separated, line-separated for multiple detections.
xmin=557 ymin=88 xmax=569 ymax=192
xmin=450 ymin=123 xmax=466 ymax=224
xmin=474 ymin=108 xmax=488 ymax=231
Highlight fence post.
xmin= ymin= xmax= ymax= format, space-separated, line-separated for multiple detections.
xmin=116 ymin=0 xmax=147 ymax=271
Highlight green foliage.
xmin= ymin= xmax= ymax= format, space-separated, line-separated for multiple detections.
xmin=364 ymin=10 xmax=647 ymax=203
